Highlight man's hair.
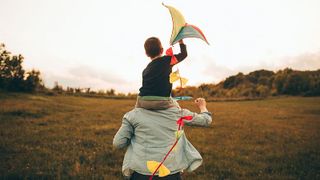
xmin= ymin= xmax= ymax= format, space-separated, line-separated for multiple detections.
xmin=144 ymin=37 xmax=163 ymax=58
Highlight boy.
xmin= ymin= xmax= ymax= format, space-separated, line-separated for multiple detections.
xmin=136 ymin=37 xmax=187 ymax=110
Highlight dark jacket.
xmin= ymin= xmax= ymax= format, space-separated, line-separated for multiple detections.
xmin=139 ymin=44 xmax=187 ymax=97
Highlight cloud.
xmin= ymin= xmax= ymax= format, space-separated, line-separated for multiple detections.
xmin=278 ymin=51 xmax=320 ymax=71
xmin=68 ymin=65 xmax=127 ymax=84
xmin=42 ymin=65 xmax=140 ymax=93
xmin=202 ymin=60 xmax=237 ymax=83
xmin=202 ymin=51 xmax=320 ymax=84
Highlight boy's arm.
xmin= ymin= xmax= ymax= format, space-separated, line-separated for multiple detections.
xmin=174 ymin=40 xmax=188 ymax=63
xmin=113 ymin=112 xmax=134 ymax=149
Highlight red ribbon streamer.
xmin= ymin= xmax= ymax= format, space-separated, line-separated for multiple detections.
xmin=176 ymin=116 xmax=193 ymax=129
xmin=166 ymin=47 xmax=178 ymax=65
xmin=149 ymin=115 xmax=193 ymax=180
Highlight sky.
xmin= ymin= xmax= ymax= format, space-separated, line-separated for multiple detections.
xmin=1 ymin=0 xmax=320 ymax=93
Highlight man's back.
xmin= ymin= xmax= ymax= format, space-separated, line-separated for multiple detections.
xmin=113 ymin=102 xmax=212 ymax=177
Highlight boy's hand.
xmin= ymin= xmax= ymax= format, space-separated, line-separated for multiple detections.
xmin=195 ymin=98 xmax=208 ymax=113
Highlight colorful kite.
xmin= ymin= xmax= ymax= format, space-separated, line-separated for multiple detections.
xmin=163 ymin=3 xmax=209 ymax=45
xmin=163 ymin=3 xmax=209 ymax=92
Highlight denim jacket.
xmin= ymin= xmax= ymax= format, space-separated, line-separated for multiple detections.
xmin=113 ymin=104 xmax=212 ymax=177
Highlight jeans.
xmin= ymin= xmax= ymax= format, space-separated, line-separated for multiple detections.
xmin=130 ymin=172 xmax=182 ymax=180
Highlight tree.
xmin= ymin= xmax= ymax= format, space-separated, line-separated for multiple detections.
xmin=52 ymin=81 xmax=63 ymax=93
xmin=223 ymin=73 xmax=244 ymax=89
xmin=106 ymin=89 xmax=115 ymax=96
xmin=66 ymin=87 xmax=75 ymax=94
xmin=283 ymin=72 xmax=310 ymax=95
xmin=0 ymin=43 xmax=8 ymax=89
xmin=306 ymin=70 xmax=320 ymax=96
xmin=248 ymin=70 xmax=274 ymax=84
xmin=273 ymin=70 xmax=288 ymax=94
xmin=256 ymin=85 xmax=270 ymax=97
xmin=0 ymin=43 xmax=44 ymax=92
xmin=24 ymin=69 xmax=44 ymax=92
xmin=0 ymin=44 xmax=25 ymax=91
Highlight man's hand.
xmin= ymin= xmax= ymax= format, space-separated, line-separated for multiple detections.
xmin=195 ymin=98 xmax=208 ymax=113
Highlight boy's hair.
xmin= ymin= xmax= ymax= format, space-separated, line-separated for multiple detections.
xmin=144 ymin=37 xmax=163 ymax=58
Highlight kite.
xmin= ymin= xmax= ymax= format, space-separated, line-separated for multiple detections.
xmin=163 ymin=3 xmax=210 ymax=93
xmin=169 ymin=69 xmax=188 ymax=88
xmin=163 ymin=3 xmax=209 ymax=45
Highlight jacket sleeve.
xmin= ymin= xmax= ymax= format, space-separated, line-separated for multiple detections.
xmin=174 ymin=43 xmax=188 ymax=63
xmin=113 ymin=112 xmax=134 ymax=149
xmin=182 ymin=109 xmax=212 ymax=127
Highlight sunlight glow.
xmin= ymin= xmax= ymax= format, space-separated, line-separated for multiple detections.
xmin=1 ymin=0 xmax=320 ymax=93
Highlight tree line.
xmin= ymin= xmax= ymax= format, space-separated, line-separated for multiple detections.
xmin=0 ymin=43 xmax=135 ymax=98
xmin=173 ymin=69 xmax=320 ymax=99
xmin=1 ymin=42 xmax=319 ymax=98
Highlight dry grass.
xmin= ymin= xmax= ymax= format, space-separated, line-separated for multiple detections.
xmin=0 ymin=93 xmax=319 ymax=179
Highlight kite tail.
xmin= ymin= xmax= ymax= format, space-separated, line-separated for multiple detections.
xmin=149 ymin=115 xmax=192 ymax=179
xmin=149 ymin=139 xmax=179 ymax=180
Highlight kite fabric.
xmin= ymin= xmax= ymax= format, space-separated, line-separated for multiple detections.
xmin=163 ymin=3 xmax=209 ymax=45
xmin=147 ymin=161 xmax=170 ymax=177
xmin=169 ymin=69 xmax=188 ymax=88
xmin=165 ymin=47 xmax=178 ymax=65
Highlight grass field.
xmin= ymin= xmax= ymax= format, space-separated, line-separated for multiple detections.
xmin=0 ymin=93 xmax=319 ymax=179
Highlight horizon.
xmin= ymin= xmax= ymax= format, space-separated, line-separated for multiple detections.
xmin=18 ymin=67 xmax=320 ymax=94
xmin=1 ymin=0 xmax=320 ymax=93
